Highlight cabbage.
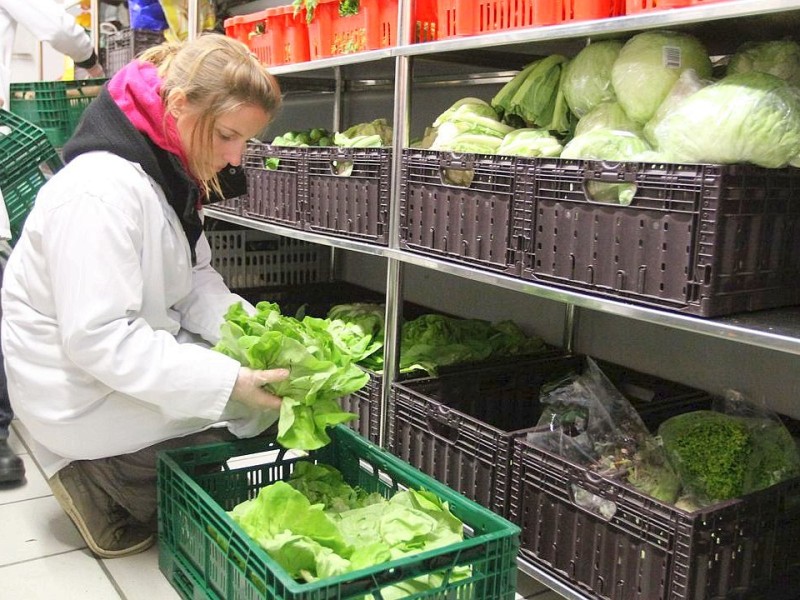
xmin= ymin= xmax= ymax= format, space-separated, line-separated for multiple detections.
xmin=643 ymin=68 xmax=710 ymax=146
xmin=561 ymin=130 xmax=652 ymax=205
xmin=497 ymin=128 xmax=563 ymax=157
xmin=727 ymin=40 xmax=800 ymax=87
xmin=561 ymin=40 xmax=624 ymax=119
xmin=561 ymin=129 xmax=651 ymax=161
xmin=433 ymin=97 xmax=497 ymax=127
xmin=574 ymin=101 xmax=641 ymax=137
xmin=651 ymin=71 xmax=800 ymax=168
xmin=611 ymin=30 xmax=712 ymax=125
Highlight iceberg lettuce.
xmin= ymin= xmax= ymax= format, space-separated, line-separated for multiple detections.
xmin=651 ymin=71 xmax=800 ymax=168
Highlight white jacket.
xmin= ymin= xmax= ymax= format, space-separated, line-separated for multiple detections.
xmin=0 ymin=0 xmax=96 ymax=240
xmin=1 ymin=151 xmax=277 ymax=477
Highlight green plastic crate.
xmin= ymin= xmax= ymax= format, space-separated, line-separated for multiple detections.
xmin=157 ymin=425 xmax=520 ymax=600
xmin=64 ymin=78 xmax=107 ymax=136
xmin=0 ymin=110 xmax=63 ymax=241
xmin=8 ymin=81 xmax=70 ymax=147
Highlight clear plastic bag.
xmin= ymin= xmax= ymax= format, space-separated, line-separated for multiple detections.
xmin=526 ymin=358 xmax=681 ymax=504
xmin=659 ymin=390 xmax=800 ymax=506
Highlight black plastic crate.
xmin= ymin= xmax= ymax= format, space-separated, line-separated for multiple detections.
xmin=234 ymin=281 xmax=384 ymax=318
xmin=399 ymin=149 xmax=522 ymax=275
xmin=103 ymin=28 xmax=165 ymax=77
xmin=519 ymin=159 xmax=800 ymax=317
xmin=304 ymin=147 xmax=391 ymax=245
xmin=390 ymin=356 xmax=710 ymax=519
xmin=210 ymin=196 xmax=243 ymax=216
xmin=510 ymin=411 xmax=800 ymax=600
xmin=242 ymin=141 xmax=305 ymax=229
xmin=389 ymin=355 xmax=581 ymax=517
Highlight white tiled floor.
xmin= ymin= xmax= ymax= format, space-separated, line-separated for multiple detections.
xmin=1 ymin=419 xmax=564 ymax=600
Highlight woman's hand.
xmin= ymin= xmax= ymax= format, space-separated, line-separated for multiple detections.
xmin=230 ymin=366 xmax=289 ymax=411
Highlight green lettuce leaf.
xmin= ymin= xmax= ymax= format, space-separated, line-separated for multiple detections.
xmin=214 ymin=302 xmax=370 ymax=450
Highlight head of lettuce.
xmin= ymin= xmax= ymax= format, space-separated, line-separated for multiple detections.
xmin=612 ymin=30 xmax=712 ymax=125
xmin=214 ymin=302 xmax=373 ymax=450
xmin=651 ymin=71 xmax=800 ymax=168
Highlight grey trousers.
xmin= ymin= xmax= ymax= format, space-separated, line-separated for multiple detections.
xmin=69 ymin=428 xmax=236 ymax=533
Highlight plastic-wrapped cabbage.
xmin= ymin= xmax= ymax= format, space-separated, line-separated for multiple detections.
xmin=727 ymin=40 xmax=800 ymax=87
xmin=574 ymin=101 xmax=641 ymax=137
xmin=562 ymin=130 xmax=652 ymax=205
xmin=659 ymin=409 xmax=800 ymax=504
xmin=562 ymin=40 xmax=624 ymax=119
xmin=611 ymin=30 xmax=712 ymax=124
xmin=496 ymin=128 xmax=563 ymax=157
xmin=643 ymin=69 xmax=710 ymax=146
xmin=651 ymin=71 xmax=800 ymax=168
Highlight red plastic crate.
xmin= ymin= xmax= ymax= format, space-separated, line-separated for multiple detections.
xmin=435 ymin=0 xmax=621 ymax=39
xmin=222 ymin=14 xmax=250 ymax=43
xmin=566 ymin=0 xmax=624 ymax=21
xmin=307 ymin=0 xmax=398 ymax=60
xmin=411 ymin=0 xmax=440 ymax=42
xmin=626 ymin=0 xmax=725 ymax=12
xmin=223 ymin=9 xmax=266 ymax=44
xmin=259 ymin=6 xmax=310 ymax=66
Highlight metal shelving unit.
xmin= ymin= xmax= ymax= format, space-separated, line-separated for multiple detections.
xmin=140 ymin=1 xmax=800 ymax=597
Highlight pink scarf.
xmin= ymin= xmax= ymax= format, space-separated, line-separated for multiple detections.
xmin=107 ymin=60 xmax=190 ymax=172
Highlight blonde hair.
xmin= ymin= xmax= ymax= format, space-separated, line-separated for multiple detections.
xmin=139 ymin=34 xmax=281 ymax=197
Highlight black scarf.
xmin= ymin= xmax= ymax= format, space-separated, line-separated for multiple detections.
xmin=63 ymin=87 xmax=246 ymax=264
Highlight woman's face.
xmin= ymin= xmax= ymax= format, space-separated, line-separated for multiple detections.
xmin=174 ymin=99 xmax=270 ymax=173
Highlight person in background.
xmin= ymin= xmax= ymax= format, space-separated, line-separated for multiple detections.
xmin=0 ymin=0 xmax=105 ymax=485
xmin=0 ymin=0 xmax=105 ymax=105
xmin=1 ymin=33 xmax=287 ymax=558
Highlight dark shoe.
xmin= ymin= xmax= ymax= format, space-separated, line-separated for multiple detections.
xmin=48 ymin=463 xmax=155 ymax=558
xmin=0 ymin=438 xmax=25 ymax=483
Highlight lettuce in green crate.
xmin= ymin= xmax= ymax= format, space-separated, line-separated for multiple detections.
xmin=213 ymin=302 xmax=375 ymax=450
xmin=230 ymin=460 xmax=468 ymax=594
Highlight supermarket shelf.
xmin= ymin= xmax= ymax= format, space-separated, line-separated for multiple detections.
xmin=381 ymin=247 xmax=800 ymax=357
xmin=251 ymin=1 xmax=800 ymax=81
xmin=517 ymin=557 xmax=590 ymax=600
xmin=269 ymin=48 xmax=395 ymax=76
xmin=207 ymin=208 xmax=800 ymax=357
xmin=205 ymin=208 xmax=391 ymax=258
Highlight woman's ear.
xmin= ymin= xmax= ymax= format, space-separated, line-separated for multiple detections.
xmin=167 ymin=88 xmax=187 ymax=118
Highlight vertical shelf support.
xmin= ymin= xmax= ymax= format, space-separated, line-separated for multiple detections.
xmin=379 ymin=1 xmax=412 ymax=449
